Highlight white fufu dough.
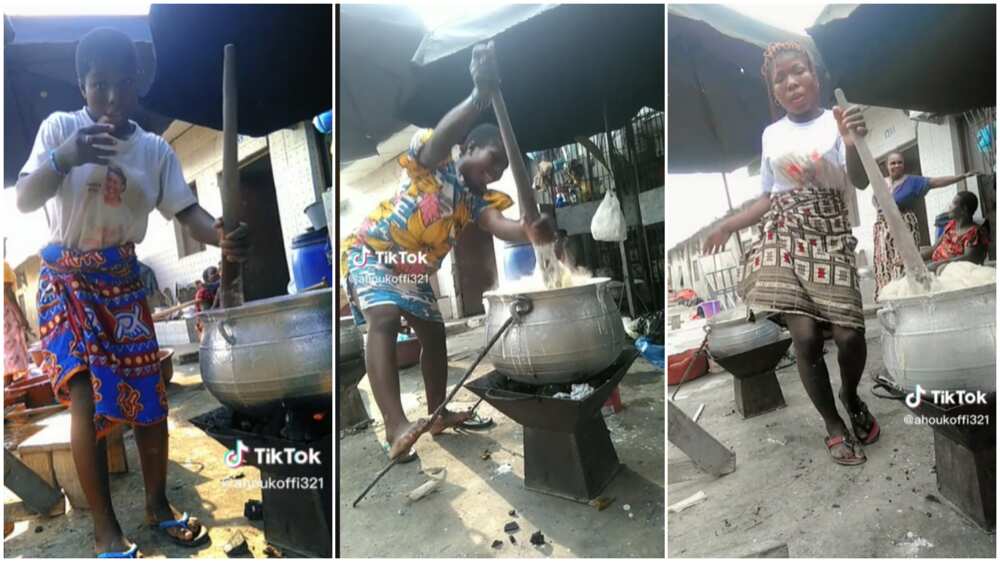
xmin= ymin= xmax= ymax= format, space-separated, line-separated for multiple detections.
xmin=880 ymin=262 xmax=995 ymax=300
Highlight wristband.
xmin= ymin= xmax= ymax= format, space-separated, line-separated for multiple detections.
xmin=49 ymin=150 xmax=69 ymax=176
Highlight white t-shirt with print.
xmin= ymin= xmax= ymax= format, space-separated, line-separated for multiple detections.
xmin=19 ymin=108 xmax=197 ymax=251
xmin=760 ymin=109 xmax=861 ymax=226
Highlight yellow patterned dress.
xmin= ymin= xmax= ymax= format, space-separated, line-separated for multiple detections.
xmin=341 ymin=129 xmax=513 ymax=324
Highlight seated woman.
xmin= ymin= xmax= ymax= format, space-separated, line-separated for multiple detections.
xmin=922 ymin=191 xmax=988 ymax=272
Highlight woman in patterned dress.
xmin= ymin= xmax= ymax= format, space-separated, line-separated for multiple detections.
xmin=4 ymin=261 xmax=33 ymax=383
xmin=872 ymin=151 xmax=975 ymax=300
xmin=923 ymin=191 xmax=989 ymax=271
xmin=703 ymin=42 xmax=878 ymax=466
xmin=341 ymin=43 xmax=556 ymax=461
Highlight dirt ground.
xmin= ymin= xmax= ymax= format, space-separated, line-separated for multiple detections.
xmin=338 ymin=326 xmax=665 ymax=558
xmin=668 ymin=331 xmax=996 ymax=558
xmin=3 ymin=356 xmax=277 ymax=558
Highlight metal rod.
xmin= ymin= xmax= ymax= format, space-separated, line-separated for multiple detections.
xmin=352 ymin=314 xmax=516 ymax=507
xmin=603 ymin=102 xmax=636 ymax=317
xmin=669 ymin=333 xmax=710 ymax=402
xmin=219 ymin=43 xmax=242 ymax=309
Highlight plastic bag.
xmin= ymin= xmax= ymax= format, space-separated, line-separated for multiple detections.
xmin=591 ymin=189 xmax=627 ymax=242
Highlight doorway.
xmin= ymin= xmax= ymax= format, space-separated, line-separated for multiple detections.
xmin=227 ymin=153 xmax=291 ymax=301
xmin=878 ymin=144 xmax=931 ymax=247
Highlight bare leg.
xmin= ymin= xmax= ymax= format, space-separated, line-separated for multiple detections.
xmin=134 ymin=419 xmax=200 ymax=542
xmin=402 ymin=311 xmax=470 ymax=434
xmin=67 ymin=373 xmax=131 ymax=554
xmin=784 ymin=315 xmax=859 ymax=461
xmin=362 ymin=305 xmax=415 ymax=452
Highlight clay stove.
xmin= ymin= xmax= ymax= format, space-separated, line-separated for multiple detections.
xmin=465 ymin=349 xmax=639 ymax=503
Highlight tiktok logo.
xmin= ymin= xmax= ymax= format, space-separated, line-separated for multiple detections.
xmin=224 ymin=439 xmax=250 ymax=468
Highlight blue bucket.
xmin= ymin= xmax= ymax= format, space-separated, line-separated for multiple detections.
xmin=291 ymin=227 xmax=332 ymax=291
xmin=503 ymin=242 xmax=536 ymax=281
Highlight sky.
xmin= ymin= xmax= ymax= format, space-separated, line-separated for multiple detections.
xmin=667 ymin=3 xmax=827 ymax=247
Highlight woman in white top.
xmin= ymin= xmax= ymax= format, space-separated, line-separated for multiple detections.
xmin=16 ymin=28 xmax=247 ymax=557
xmin=703 ymin=42 xmax=877 ymax=466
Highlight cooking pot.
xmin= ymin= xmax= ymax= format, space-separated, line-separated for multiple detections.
xmin=338 ymin=316 xmax=363 ymax=361
xmin=706 ymin=309 xmax=781 ymax=358
xmin=483 ymin=277 xmax=624 ymax=384
xmin=198 ymin=289 xmax=333 ymax=415
xmin=880 ymin=283 xmax=995 ymax=393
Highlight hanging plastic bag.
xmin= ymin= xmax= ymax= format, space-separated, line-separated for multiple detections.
xmin=591 ymin=188 xmax=627 ymax=241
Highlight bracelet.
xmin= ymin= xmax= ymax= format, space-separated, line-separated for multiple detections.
xmin=49 ymin=150 xmax=69 ymax=176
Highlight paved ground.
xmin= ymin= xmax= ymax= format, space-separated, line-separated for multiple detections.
xmin=667 ymin=332 xmax=996 ymax=558
xmin=4 ymin=357 xmax=277 ymax=558
xmin=338 ymin=326 xmax=665 ymax=558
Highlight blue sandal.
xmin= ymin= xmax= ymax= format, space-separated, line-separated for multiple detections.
xmin=152 ymin=512 xmax=209 ymax=547
xmin=96 ymin=544 xmax=139 ymax=558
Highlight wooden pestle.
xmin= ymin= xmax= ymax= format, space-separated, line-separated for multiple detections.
xmin=219 ymin=43 xmax=244 ymax=308
xmin=834 ymin=89 xmax=932 ymax=294
xmin=491 ymin=90 xmax=561 ymax=287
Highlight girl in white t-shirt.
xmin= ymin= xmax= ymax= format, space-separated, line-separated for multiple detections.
xmin=703 ymin=42 xmax=878 ymax=467
xmin=15 ymin=28 xmax=247 ymax=557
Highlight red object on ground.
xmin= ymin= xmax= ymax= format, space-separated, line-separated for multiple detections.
xmin=602 ymin=386 xmax=623 ymax=416
xmin=667 ymin=349 xmax=709 ymax=386
xmin=7 ymin=375 xmax=55 ymax=408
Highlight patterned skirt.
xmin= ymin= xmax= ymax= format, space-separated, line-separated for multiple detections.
xmin=4 ymin=297 xmax=30 ymax=377
xmin=872 ymin=210 xmax=921 ymax=302
xmin=738 ymin=188 xmax=865 ymax=331
xmin=343 ymin=245 xmax=442 ymax=326
xmin=37 ymin=243 xmax=167 ymax=438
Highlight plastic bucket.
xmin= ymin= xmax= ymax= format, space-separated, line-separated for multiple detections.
xmin=698 ymin=300 xmax=721 ymax=318
xmin=291 ymin=227 xmax=332 ymax=291
xmin=502 ymin=242 xmax=536 ymax=281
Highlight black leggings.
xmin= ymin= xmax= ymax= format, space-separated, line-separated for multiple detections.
xmin=784 ymin=314 xmax=867 ymax=432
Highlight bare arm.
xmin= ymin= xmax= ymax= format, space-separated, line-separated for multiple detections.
xmin=702 ymin=194 xmax=770 ymax=254
xmin=476 ymin=207 xmax=529 ymax=243
xmin=175 ymin=204 xmax=219 ymax=246
xmin=417 ymin=44 xmax=498 ymax=169
xmin=15 ymin=165 xmax=65 ymax=213
xmin=928 ymin=171 xmax=974 ymax=189
xmin=417 ymin=94 xmax=488 ymax=169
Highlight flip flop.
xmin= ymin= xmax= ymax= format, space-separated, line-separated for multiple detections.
xmin=825 ymin=435 xmax=866 ymax=466
xmin=151 ymin=512 xmax=209 ymax=547
xmin=459 ymin=413 xmax=494 ymax=430
xmin=97 ymin=544 xmax=140 ymax=558
xmin=382 ymin=441 xmax=418 ymax=464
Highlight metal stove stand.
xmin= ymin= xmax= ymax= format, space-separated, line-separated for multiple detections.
xmin=466 ymin=349 xmax=639 ymax=503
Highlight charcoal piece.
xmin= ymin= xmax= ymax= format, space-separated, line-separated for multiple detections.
xmin=530 ymin=531 xmax=545 ymax=546
xmin=503 ymin=521 xmax=519 ymax=533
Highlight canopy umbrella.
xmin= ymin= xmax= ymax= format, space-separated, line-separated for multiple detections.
xmin=142 ymin=3 xmax=332 ymax=136
xmin=667 ymin=4 xmax=826 ymax=174
xmin=3 ymin=15 xmax=169 ymax=187
xmin=400 ymin=3 xmax=664 ymax=153
xmin=339 ymin=4 xmax=425 ymax=164
xmin=807 ymin=4 xmax=995 ymax=116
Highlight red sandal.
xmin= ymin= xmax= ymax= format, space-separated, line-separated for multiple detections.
xmin=841 ymin=390 xmax=881 ymax=445
xmin=825 ymin=435 xmax=866 ymax=466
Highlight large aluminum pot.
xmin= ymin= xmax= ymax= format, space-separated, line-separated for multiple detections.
xmin=707 ymin=308 xmax=781 ymax=358
xmin=483 ymin=277 xmax=624 ymax=384
xmin=199 ymin=289 xmax=333 ymax=415
xmin=338 ymin=316 xmax=363 ymax=361
xmin=880 ymin=283 xmax=995 ymax=393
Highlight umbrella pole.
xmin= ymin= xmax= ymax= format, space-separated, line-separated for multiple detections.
xmin=603 ymin=103 xmax=636 ymax=317
xmin=721 ymin=173 xmax=744 ymax=256
xmin=220 ymin=43 xmax=243 ymax=308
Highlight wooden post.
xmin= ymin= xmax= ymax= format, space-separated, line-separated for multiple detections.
xmin=667 ymin=400 xmax=736 ymax=477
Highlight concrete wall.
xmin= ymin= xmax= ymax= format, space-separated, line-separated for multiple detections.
xmin=139 ymin=123 xmax=322 ymax=298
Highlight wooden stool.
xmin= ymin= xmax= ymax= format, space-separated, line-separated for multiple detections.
xmin=17 ymin=410 xmax=128 ymax=510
